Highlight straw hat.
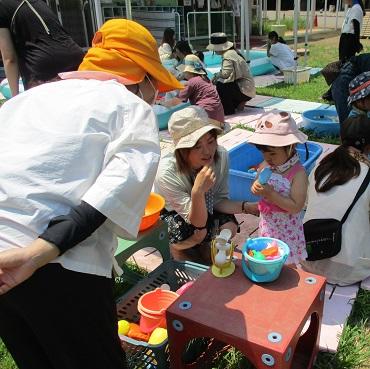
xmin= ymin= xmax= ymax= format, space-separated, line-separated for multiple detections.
xmin=169 ymin=106 xmax=222 ymax=150
xmin=206 ymin=32 xmax=233 ymax=52
xmin=247 ymin=110 xmax=307 ymax=147
xmin=78 ymin=19 xmax=183 ymax=92
xmin=176 ymin=54 xmax=206 ymax=75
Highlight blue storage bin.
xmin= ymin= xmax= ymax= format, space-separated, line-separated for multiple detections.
xmin=301 ymin=109 xmax=340 ymax=136
xmin=228 ymin=141 xmax=323 ymax=201
xmin=154 ymin=101 xmax=191 ymax=130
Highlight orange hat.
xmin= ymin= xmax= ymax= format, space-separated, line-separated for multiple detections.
xmin=78 ymin=19 xmax=183 ymax=92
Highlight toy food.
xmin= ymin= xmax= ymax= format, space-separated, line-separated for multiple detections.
xmin=252 ymin=251 xmax=266 ymax=260
xmin=148 ymin=328 xmax=168 ymax=345
xmin=118 ymin=320 xmax=130 ymax=335
xmin=127 ymin=323 xmax=150 ymax=342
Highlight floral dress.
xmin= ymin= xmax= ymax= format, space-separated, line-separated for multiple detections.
xmin=258 ymin=163 xmax=307 ymax=265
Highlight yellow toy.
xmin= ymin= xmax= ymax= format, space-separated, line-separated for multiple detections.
xmin=118 ymin=320 xmax=130 ymax=335
xmin=211 ymin=229 xmax=235 ymax=278
xmin=148 ymin=327 xmax=168 ymax=345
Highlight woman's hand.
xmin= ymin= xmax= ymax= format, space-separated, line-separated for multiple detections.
xmin=0 ymin=239 xmax=59 ymax=295
xmin=193 ymin=166 xmax=216 ymax=195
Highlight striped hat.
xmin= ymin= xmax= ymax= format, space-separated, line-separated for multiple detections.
xmin=348 ymin=71 xmax=370 ymax=105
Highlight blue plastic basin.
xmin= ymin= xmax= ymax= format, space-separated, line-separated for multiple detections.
xmin=0 ymin=79 xmax=24 ymax=99
xmin=242 ymin=237 xmax=290 ymax=283
xmin=154 ymin=101 xmax=191 ymax=130
xmin=228 ymin=141 xmax=323 ymax=202
xmin=301 ymin=109 xmax=340 ymax=136
xmin=203 ymin=50 xmax=276 ymax=77
xmin=162 ymin=50 xmax=276 ymax=78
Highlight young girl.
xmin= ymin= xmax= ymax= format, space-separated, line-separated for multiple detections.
xmin=267 ymin=31 xmax=295 ymax=71
xmin=158 ymin=28 xmax=176 ymax=62
xmin=248 ymin=110 xmax=308 ymax=265
xmin=178 ymin=54 xmax=224 ymax=123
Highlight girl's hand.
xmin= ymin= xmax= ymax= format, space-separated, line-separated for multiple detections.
xmin=251 ymin=181 xmax=274 ymax=198
xmin=193 ymin=166 xmax=216 ymax=194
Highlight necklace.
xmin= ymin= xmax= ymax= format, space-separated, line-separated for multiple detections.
xmin=270 ymin=152 xmax=300 ymax=174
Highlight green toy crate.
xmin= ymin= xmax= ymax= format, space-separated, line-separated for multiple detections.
xmin=116 ymin=260 xmax=209 ymax=369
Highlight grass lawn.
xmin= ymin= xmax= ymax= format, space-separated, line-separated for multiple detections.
xmin=256 ymin=35 xmax=370 ymax=102
xmin=0 ymin=35 xmax=369 ymax=369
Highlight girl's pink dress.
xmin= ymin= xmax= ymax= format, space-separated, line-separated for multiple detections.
xmin=258 ymin=163 xmax=307 ymax=264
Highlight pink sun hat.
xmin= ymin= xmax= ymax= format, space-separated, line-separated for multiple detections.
xmin=247 ymin=110 xmax=307 ymax=147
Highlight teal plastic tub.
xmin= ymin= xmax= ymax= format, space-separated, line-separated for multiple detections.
xmin=0 ymin=78 xmax=24 ymax=99
xmin=154 ymin=101 xmax=191 ymax=130
xmin=242 ymin=237 xmax=290 ymax=283
xmin=228 ymin=141 xmax=323 ymax=202
xmin=203 ymin=50 xmax=276 ymax=77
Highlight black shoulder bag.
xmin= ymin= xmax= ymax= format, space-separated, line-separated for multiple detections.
xmin=304 ymin=168 xmax=370 ymax=261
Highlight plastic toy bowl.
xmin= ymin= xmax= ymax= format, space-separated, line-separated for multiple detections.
xmin=139 ymin=193 xmax=165 ymax=232
xmin=301 ymin=109 xmax=340 ymax=136
xmin=138 ymin=288 xmax=179 ymax=333
xmin=241 ymin=237 xmax=290 ymax=283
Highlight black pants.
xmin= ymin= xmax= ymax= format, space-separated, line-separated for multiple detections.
xmin=339 ymin=33 xmax=359 ymax=63
xmin=216 ymin=81 xmax=251 ymax=115
xmin=0 ymin=264 xmax=127 ymax=369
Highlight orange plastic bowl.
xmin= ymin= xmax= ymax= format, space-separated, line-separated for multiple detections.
xmin=139 ymin=192 xmax=165 ymax=231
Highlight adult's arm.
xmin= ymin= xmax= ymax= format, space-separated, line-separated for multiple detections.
xmin=218 ymin=58 xmax=234 ymax=80
xmin=178 ymin=82 xmax=191 ymax=101
xmin=0 ymin=201 xmax=106 ymax=294
xmin=0 ymin=28 xmax=19 ymax=96
xmin=352 ymin=19 xmax=363 ymax=52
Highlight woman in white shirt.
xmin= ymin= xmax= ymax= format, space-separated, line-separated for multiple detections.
xmin=0 ymin=19 xmax=182 ymax=369
xmin=158 ymin=27 xmax=176 ymax=62
xmin=339 ymin=0 xmax=366 ymax=62
xmin=267 ymin=31 xmax=295 ymax=71
xmin=155 ymin=106 xmax=258 ymax=264
xmin=301 ymin=115 xmax=370 ymax=286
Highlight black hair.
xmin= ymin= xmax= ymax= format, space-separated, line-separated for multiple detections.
xmin=194 ymin=50 xmax=204 ymax=62
xmin=174 ymin=41 xmax=192 ymax=56
xmin=314 ymin=115 xmax=370 ymax=192
xmin=268 ymin=31 xmax=286 ymax=44
xmin=162 ymin=28 xmax=175 ymax=48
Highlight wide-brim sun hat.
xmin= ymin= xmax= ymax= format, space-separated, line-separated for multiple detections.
xmin=207 ymin=32 xmax=234 ymax=52
xmin=347 ymin=71 xmax=370 ymax=105
xmin=169 ymin=106 xmax=223 ymax=150
xmin=78 ymin=19 xmax=183 ymax=92
xmin=177 ymin=54 xmax=206 ymax=75
xmin=247 ymin=110 xmax=307 ymax=146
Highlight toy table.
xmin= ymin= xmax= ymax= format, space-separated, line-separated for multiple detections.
xmin=115 ymin=219 xmax=170 ymax=267
xmin=166 ymin=260 xmax=326 ymax=369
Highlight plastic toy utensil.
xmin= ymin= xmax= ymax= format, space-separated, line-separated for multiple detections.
xmin=258 ymin=167 xmax=272 ymax=185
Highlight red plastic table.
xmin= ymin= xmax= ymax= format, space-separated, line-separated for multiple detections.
xmin=166 ymin=260 xmax=326 ymax=369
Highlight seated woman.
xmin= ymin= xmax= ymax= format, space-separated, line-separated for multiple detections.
xmin=207 ymin=32 xmax=255 ymax=115
xmin=301 ymin=115 xmax=370 ymax=286
xmin=178 ymin=54 xmax=224 ymax=123
xmin=154 ymin=106 xmax=258 ymax=264
xmin=173 ymin=40 xmax=193 ymax=80
xmin=267 ymin=31 xmax=295 ymax=71
xmin=158 ymin=28 xmax=176 ymax=62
